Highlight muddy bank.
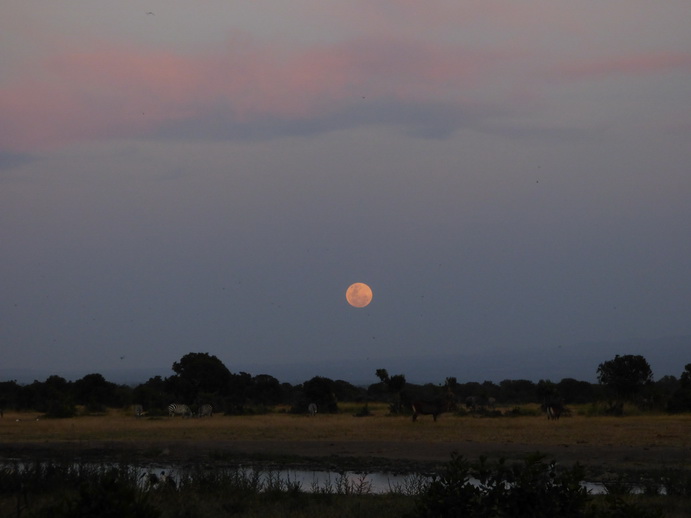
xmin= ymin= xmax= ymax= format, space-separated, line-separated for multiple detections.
xmin=2 ymin=439 xmax=689 ymax=479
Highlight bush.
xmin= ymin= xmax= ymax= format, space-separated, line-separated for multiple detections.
xmin=36 ymin=468 xmax=160 ymax=518
xmin=412 ymin=453 xmax=667 ymax=518
xmin=43 ymin=400 xmax=77 ymax=418
xmin=412 ymin=453 xmax=589 ymax=518
xmin=353 ymin=403 xmax=372 ymax=417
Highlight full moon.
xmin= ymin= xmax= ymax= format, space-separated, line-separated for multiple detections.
xmin=345 ymin=282 xmax=373 ymax=308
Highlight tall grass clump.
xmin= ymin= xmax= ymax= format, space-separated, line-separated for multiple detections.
xmin=410 ymin=453 xmax=669 ymax=518
xmin=2 ymin=458 xmax=685 ymax=517
xmin=0 ymin=461 xmax=417 ymax=518
xmin=0 ymin=462 xmax=156 ymax=518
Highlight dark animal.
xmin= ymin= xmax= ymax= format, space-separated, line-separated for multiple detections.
xmin=542 ymin=400 xmax=564 ymax=420
xmin=412 ymin=397 xmax=456 ymax=422
xmin=197 ymin=404 xmax=213 ymax=418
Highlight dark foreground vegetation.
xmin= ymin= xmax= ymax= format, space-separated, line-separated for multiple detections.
xmin=2 ymin=454 xmax=688 ymax=518
xmin=1 ymin=352 xmax=691 ymax=420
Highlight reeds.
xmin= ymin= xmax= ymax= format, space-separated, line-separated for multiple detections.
xmin=0 ymin=461 xmax=419 ymax=518
xmin=2 ymin=459 xmax=689 ymax=518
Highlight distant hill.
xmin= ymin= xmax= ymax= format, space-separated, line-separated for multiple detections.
xmin=2 ymin=335 xmax=689 ymax=386
xmin=0 ymin=367 xmax=171 ymax=386
xmin=240 ymin=335 xmax=690 ymax=385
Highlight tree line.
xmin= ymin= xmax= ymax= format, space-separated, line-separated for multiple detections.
xmin=1 ymin=352 xmax=690 ymax=418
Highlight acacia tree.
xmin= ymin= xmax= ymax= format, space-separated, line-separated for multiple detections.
xmin=596 ymin=354 xmax=653 ymax=405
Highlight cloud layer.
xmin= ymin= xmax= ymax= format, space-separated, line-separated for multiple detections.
xmin=3 ymin=1 xmax=689 ymax=152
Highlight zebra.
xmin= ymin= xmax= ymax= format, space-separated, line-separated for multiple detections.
xmin=541 ymin=400 xmax=564 ymax=420
xmin=198 ymin=404 xmax=213 ymax=418
xmin=133 ymin=404 xmax=144 ymax=418
xmin=168 ymin=403 xmax=192 ymax=418
xmin=307 ymin=402 xmax=318 ymax=416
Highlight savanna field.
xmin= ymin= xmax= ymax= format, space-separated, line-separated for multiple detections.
xmin=2 ymin=403 xmax=690 ymax=450
xmin=2 ymin=405 xmax=691 ymax=517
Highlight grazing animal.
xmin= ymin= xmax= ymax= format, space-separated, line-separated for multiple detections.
xmin=133 ymin=404 xmax=144 ymax=418
xmin=542 ymin=400 xmax=564 ymax=420
xmin=197 ymin=404 xmax=213 ymax=418
xmin=307 ymin=403 xmax=318 ymax=416
xmin=547 ymin=406 xmax=561 ymax=420
xmin=466 ymin=396 xmax=495 ymax=412
xmin=465 ymin=396 xmax=479 ymax=410
xmin=167 ymin=403 xmax=192 ymax=418
xmin=412 ymin=396 xmax=456 ymax=422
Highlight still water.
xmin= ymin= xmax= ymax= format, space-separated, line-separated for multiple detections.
xmin=137 ymin=464 xmax=618 ymax=495
xmin=1 ymin=460 xmax=632 ymax=495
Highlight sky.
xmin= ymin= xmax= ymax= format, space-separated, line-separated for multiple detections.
xmin=2 ymin=1 xmax=691 ymax=384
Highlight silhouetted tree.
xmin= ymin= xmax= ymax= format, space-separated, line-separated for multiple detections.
xmin=536 ymin=380 xmax=559 ymax=401
xmin=133 ymin=376 xmax=170 ymax=414
xmin=37 ymin=376 xmax=76 ymax=417
xmin=333 ymin=379 xmax=365 ymax=401
xmin=667 ymin=364 xmax=691 ymax=413
xmin=370 ymin=369 xmax=408 ymax=411
xmin=0 ymin=380 xmax=22 ymax=411
xmin=386 ymin=374 xmax=407 ymax=414
xmin=596 ymin=354 xmax=653 ymax=404
xmin=170 ymin=352 xmax=232 ymax=401
xmin=223 ymin=371 xmax=253 ymax=414
xmin=301 ymin=376 xmax=338 ymax=413
xmin=375 ymin=369 xmax=389 ymax=384
xmin=73 ymin=373 xmax=122 ymax=412
xmin=556 ymin=378 xmax=594 ymax=404
xmin=247 ymin=374 xmax=283 ymax=406
xmin=499 ymin=379 xmax=536 ymax=403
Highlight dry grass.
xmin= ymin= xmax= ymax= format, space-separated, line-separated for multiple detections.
xmin=1 ymin=405 xmax=689 ymax=451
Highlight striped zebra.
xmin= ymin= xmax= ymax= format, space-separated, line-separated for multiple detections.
xmin=133 ymin=404 xmax=144 ymax=418
xmin=168 ymin=403 xmax=192 ymax=418
xmin=307 ymin=403 xmax=318 ymax=416
xmin=197 ymin=404 xmax=213 ymax=418
xmin=541 ymin=400 xmax=564 ymax=420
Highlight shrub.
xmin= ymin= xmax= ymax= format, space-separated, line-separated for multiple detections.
xmin=412 ymin=453 xmax=668 ymax=518
xmin=43 ymin=400 xmax=77 ymax=418
xmin=412 ymin=453 xmax=589 ymax=518
xmin=30 ymin=466 xmax=160 ymax=518
xmin=353 ymin=403 xmax=372 ymax=417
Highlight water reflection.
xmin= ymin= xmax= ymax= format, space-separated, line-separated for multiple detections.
xmin=1 ymin=460 xmax=638 ymax=496
xmin=136 ymin=464 xmax=622 ymax=495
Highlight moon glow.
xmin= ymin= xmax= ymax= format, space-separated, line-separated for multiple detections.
xmin=346 ymin=282 xmax=373 ymax=308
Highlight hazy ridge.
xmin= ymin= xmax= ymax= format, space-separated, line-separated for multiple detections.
xmin=2 ymin=336 xmax=688 ymax=386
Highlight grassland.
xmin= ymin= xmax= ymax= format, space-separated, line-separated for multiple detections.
xmin=2 ymin=405 xmax=690 ymax=517
xmin=2 ymin=404 xmax=690 ymax=478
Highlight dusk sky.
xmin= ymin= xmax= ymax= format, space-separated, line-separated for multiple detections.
xmin=2 ymin=1 xmax=690 ymax=384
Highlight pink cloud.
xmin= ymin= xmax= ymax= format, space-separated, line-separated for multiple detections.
xmin=557 ymin=53 xmax=691 ymax=80
xmin=0 ymin=36 xmax=510 ymax=152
